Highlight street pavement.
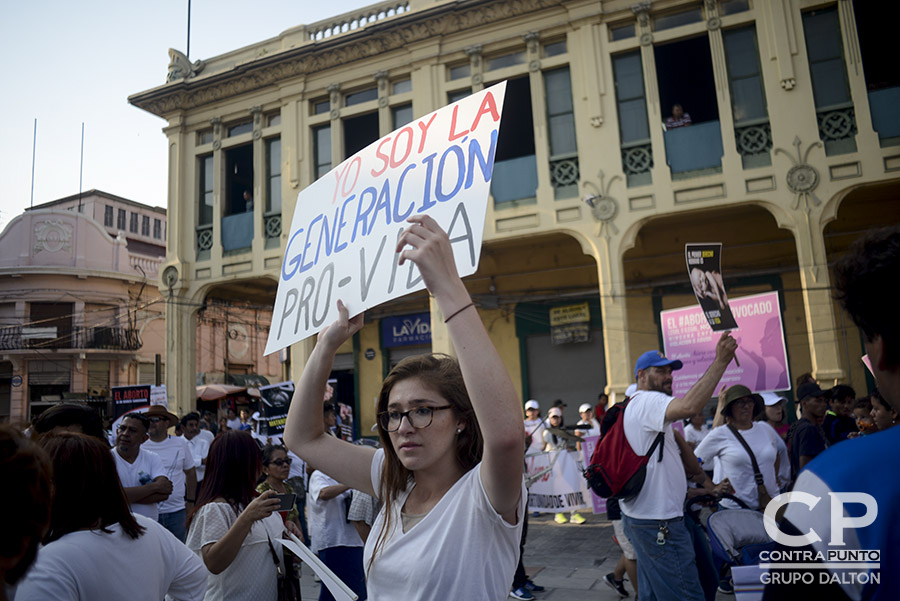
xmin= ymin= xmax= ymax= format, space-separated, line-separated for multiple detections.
xmin=296 ymin=509 xmax=734 ymax=600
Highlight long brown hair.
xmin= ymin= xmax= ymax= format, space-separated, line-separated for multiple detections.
xmin=369 ymin=353 xmax=483 ymax=570
xmin=1 ymin=425 xmax=52 ymax=585
xmin=188 ymin=430 xmax=262 ymax=529
xmin=40 ymin=433 xmax=145 ymax=543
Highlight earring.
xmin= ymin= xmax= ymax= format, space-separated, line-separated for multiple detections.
xmin=457 ymin=428 xmax=462 ymax=434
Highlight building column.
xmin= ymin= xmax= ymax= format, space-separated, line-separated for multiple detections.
xmin=6 ymin=357 xmax=25 ymax=422
xmin=595 ymin=233 xmax=632 ymax=404
xmin=165 ymin=293 xmax=197 ymax=417
xmin=792 ymin=218 xmax=844 ymax=384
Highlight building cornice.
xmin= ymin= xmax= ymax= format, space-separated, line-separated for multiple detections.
xmin=129 ymin=0 xmax=570 ymax=117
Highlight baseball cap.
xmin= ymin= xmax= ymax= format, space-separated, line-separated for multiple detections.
xmin=578 ymin=403 xmax=593 ymax=413
xmin=634 ymin=350 xmax=683 ymax=379
xmin=797 ymin=382 xmax=825 ymax=401
xmin=760 ymin=392 xmax=787 ymax=406
xmin=524 ymin=399 xmax=539 ymax=411
xmin=548 ymin=407 xmax=563 ymax=418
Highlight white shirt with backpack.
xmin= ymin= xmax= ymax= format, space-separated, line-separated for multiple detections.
xmin=619 ymin=390 xmax=687 ymax=520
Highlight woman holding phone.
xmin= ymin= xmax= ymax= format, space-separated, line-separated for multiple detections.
xmin=284 ymin=215 xmax=526 ymax=600
xmin=187 ymin=430 xmax=300 ymax=600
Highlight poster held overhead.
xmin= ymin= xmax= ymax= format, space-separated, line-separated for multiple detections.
xmin=265 ymin=82 xmax=508 ymax=355
xmin=685 ymin=243 xmax=737 ymax=331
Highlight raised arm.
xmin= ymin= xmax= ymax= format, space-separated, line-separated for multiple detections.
xmin=665 ymin=332 xmax=737 ymax=422
xmin=396 ymin=215 xmax=524 ymax=523
xmin=282 ymin=306 xmax=376 ymax=496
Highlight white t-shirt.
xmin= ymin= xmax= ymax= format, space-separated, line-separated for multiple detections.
xmin=183 ymin=433 xmax=212 ymax=482
xmin=620 ymin=390 xmax=686 ymax=520
xmin=14 ymin=514 xmax=207 ymax=601
xmin=695 ymin=423 xmax=780 ymax=510
xmin=307 ymin=470 xmax=363 ymax=554
xmin=523 ymin=418 xmax=546 ymax=455
xmin=111 ymin=447 xmax=166 ymax=520
xmin=186 ymin=502 xmax=284 ymax=601
xmin=225 ymin=417 xmax=242 ymax=430
xmin=363 ymin=448 xmax=525 ymax=601
xmin=684 ymin=423 xmax=710 ymax=446
xmin=143 ymin=435 xmax=195 ymax=514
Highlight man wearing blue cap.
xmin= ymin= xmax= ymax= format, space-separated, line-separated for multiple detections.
xmin=620 ymin=332 xmax=737 ymax=601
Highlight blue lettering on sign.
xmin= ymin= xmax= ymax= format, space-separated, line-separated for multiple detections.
xmin=280 ymin=131 xmax=498 ymax=283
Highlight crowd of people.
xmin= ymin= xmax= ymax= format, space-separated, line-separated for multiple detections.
xmin=2 ymin=221 xmax=896 ymax=601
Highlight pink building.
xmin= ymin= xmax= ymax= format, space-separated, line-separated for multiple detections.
xmin=0 ymin=190 xmax=280 ymax=424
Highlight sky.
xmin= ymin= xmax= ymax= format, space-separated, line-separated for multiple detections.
xmin=0 ymin=0 xmax=375 ymax=231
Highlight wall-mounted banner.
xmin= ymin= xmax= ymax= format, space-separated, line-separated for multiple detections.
xmin=258 ymin=381 xmax=294 ymax=437
xmin=550 ymin=302 xmax=591 ymax=345
xmin=381 ymin=312 xmax=431 ymax=348
xmin=265 ymin=82 xmax=508 ymax=354
xmin=685 ymin=243 xmax=737 ymax=331
xmin=661 ymin=291 xmax=790 ymax=396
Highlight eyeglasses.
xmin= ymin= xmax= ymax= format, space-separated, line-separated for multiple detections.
xmin=269 ymin=458 xmax=292 ymax=467
xmin=377 ymin=405 xmax=453 ymax=432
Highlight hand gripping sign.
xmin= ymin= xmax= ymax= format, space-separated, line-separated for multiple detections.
xmin=265 ymin=82 xmax=507 ymax=355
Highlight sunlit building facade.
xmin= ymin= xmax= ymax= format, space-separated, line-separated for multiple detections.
xmin=131 ymin=0 xmax=900 ymax=430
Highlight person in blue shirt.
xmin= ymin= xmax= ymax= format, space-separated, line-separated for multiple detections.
xmin=764 ymin=226 xmax=900 ymax=601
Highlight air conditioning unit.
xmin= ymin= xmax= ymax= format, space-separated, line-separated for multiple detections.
xmin=89 ymin=386 xmax=109 ymax=398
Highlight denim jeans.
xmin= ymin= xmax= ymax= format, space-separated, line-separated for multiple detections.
xmin=158 ymin=508 xmax=187 ymax=542
xmin=623 ymin=514 xmax=705 ymax=601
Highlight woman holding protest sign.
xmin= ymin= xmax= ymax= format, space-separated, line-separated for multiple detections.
xmin=284 ymin=214 xmax=525 ymax=600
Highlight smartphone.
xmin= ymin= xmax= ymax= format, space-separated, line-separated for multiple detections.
xmin=272 ymin=493 xmax=296 ymax=511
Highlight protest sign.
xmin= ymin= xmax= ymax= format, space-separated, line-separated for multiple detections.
xmin=280 ymin=532 xmax=358 ymax=601
xmin=526 ymin=450 xmax=591 ymax=513
xmin=661 ymin=291 xmax=790 ymax=396
xmin=265 ymin=82 xmax=508 ymax=355
xmin=685 ymin=243 xmax=737 ymax=331
xmin=257 ymin=381 xmax=294 ymax=437
xmin=111 ymin=384 xmax=151 ymax=419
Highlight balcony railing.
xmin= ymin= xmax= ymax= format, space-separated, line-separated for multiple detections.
xmin=491 ymin=155 xmax=538 ymax=205
xmin=867 ymin=86 xmax=900 ymax=146
xmin=306 ymin=0 xmax=410 ymax=41
xmin=817 ymin=102 xmax=857 ymax=155
xmin=664 ymin=120 xmax=724 ymax=175
xmin=222 ymin=212 xmax=254 ymax=253
xmin=0 ymin=326 xmax=142 ymax=351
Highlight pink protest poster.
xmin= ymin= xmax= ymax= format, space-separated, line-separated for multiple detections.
xmin=661 ymin=291 xmax=790 ymax=396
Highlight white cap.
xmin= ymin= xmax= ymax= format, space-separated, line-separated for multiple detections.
xmin=761 ymin=391 xmax=787 ymax=406
xmin=625 ymin=383 xmax=638 ymax=398
xmin=524 ymin=399 xmax=539 ymax=410
xmin=548 ymin=407 xmax=563 ymax=418
xmin=578 ymin=403 xmax=593 ymax=413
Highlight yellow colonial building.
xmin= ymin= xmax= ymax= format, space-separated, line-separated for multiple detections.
xmin=130 ymin=0 xmax=899 ymax=431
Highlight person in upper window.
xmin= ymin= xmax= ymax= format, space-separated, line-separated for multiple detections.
xmin=665 ymin=103 xmax=692 ymax=129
